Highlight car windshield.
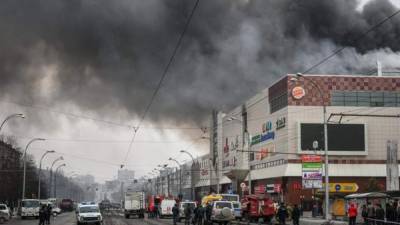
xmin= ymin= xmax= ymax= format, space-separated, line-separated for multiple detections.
xmin=22 ymin=200 xmax=40 ymax=208
xmin=183 ymin=203 xmax=195 ymax=208
xmin=0 ymin=205 xmax=6 ymax=210
xmin=232 ymin=203 xmax=240 ymax=208
xmin=215 ymin=202 xmax=232 ymax=209
xmin=221 ymin=195 xmax=239 ymax=202
xmin=79 ymin=206 xmax=99 ymax=213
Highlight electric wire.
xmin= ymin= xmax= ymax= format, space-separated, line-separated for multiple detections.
xmin=123 ymin=0 xmax=201 ymax=164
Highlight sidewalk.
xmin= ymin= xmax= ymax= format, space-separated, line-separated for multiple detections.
xmin=300 ymin=211 xmax=347 ymax=225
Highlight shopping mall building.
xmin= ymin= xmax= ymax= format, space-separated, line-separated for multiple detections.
xmin=206 ymin=74 xmax=400 ymax=210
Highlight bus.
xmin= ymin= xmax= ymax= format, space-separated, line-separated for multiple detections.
xmin=20 ymin=199 xmax=40 ymax=219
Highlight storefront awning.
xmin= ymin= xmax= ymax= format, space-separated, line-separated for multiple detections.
xmin=345 ymin=192 xmax=388 ymax=199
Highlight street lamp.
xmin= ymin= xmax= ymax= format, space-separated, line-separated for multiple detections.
xmin=291 ymin=73 xmax=330 ymax=220
xmin=180 ymin=150 xmax=196 ymax=200
xmin=38 ymin=150 xmax=55 ymax=199
xmin=169 ymin=157 xmax=182 ymax=198
xmin=22 ymin=138 xmax=45 ymax=200
xmin=54 ymin=163 xmax=66 ymax=198
xmin=0 ymin=113 xmax=25 ymax=133
xmin=49 ymin=156 xmax=64 ymax=198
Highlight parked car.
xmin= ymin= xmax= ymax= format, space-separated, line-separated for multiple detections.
xmin=211 ymin=201 xmax=234 ymax=225
xmin=178 ymin=201 xmax=196 ymax=222
xmin=0 ymin=204 xmax=10 ymax=220
xmin=0 ymin=211 xmax=8 ymax=224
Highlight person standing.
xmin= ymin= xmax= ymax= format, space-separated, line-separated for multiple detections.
xmin=278 ymin=203 xmax=288 ymax=225
xmin=375 ymin=204 xmax=385 ymax=225
xmin=39 ymin=205 xmax=46 ymax=225
xmin=205 ymin=203 xmax=212 ymax=224
xmin=292 ymin=204 xmax=300 ymax=225
xmin=45 ymin=204 xmax=52 ymax=225
xmin=348 ymin=203 xmax=358 ymax=225
xmin=184 ymin=204 xmax=192 ymax=225
xmin=361 ymin=205 xmax=368 ymax=225
xmin=172 ymin=204 xmax=179 ymax=225
xmin=367 ymin=202 xmax=375 ymax=225
xmin=197 ymin=205 xmax=204 ymax=225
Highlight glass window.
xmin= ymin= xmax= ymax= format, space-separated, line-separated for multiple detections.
xmin=331 ymin=91 xmax=400 ymax=108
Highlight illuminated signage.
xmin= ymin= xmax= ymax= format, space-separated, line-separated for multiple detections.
xmin=292 ymin=86 xmax=305 ymax=99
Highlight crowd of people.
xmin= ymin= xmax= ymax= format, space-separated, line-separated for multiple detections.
xmin=359 ymin=201 xmax=400 ymax=225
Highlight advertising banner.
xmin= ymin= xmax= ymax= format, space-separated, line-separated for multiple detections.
xmin=302 ymin=155 xmax=322 ymax=189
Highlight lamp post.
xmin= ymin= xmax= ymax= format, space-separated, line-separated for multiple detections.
xmin=54 ymin=163 xmax=66 ymax=198
xmin=22 ymin=138 xmax=45 ymax=200
xmin=49 ymin=156 xmax=64 ymax=198
xmin=0 ymin=113 xmax=24 ymax=133
xmin=169 ymin=158 xmax=182 ymax=198
xmin=291 ymin=73 xmax=330 ymax=220
xmin=180 ymin=150 xmax=196 ymax=200
xmin=38 ymin=150 xmax=55 ymax=199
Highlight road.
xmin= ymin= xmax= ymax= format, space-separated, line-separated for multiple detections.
xmin=5 ymin=212 xmax=343 ymax=225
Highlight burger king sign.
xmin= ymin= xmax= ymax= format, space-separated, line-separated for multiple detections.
xmin=292 ymin=86 xmax=306 ymax=100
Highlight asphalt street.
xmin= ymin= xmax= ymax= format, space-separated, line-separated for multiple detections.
xmin=5 ymin=212 xmax=343 ymax=225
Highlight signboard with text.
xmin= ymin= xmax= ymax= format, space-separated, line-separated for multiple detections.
xmin=302 ymin=155 xmax=323 ymax=189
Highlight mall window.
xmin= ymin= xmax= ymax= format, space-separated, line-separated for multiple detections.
xmin=270 ymin=92 xmax=288 ymax=113
xmin=331 ymin=91 xmax=400 ymax=107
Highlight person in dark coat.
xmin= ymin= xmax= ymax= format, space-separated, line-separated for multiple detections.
xmin=375 ymin=204 xmax=385 ymax=225
xmin=205 ymin=203 xmax=212 ymax=224
xmin=184 ymin=204 xmax=193 ymax=225
xmin=172 ymin=204 xmax=179 ymax=225
xmin=45 ymin=204 xmax=52 ymax=225
xmin=291 ymin=204 xmax=300 ymax=225
xmin=277 ymin=203 xmax=288 ymax=225
xmin=196 ymin=205 xmax=204 ymax=225
xmin=39 ymin=205 xmax=47 ymax=225
xmin=386 ymin=203 xmax=396 ymax=222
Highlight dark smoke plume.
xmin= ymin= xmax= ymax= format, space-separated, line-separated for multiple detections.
xmin=0 ymin=0 xmax=399 ymax=127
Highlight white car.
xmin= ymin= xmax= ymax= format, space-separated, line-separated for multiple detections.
xmin=76 ymin=204 xmax=102 ymax=225
xmin=0 ymin=204 xmax=10 ymax=220
xmin=179 ymin=201 xmax=197 ymax=221
xmin=211 ymin=201 xmax=234 ymax=224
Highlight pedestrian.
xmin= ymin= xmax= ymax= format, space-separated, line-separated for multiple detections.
xmin=348 ymin=203 xmax=358 ymax=225
xmin=39 ymin=205 xmax=46 ymax=225
xmin=375 ymin=204 xmax=385 ymax=225
xmin=45 ymin=204 xmax=52 ymax=225
xmin=386 ymin=203 xmax=396 ymax=222
xmin=277 ymin=203 xmax=288 ymax=225
xmin=193 ymin=204 xmax=199 ymax=225
xmin=172 ymin=204 xmax=179 ymax=225
xmin=367 ymin=202 xmax=375 ymax=225
xmin=197 ymin=205 xmax=204 ymax=225
xmin=362 ymin=205 xmax=368 ymax=225
xmin=184 ymin=204 xmax=192 ymax=225
xmin=292 ymin=204 xmax=300 ymax=225
xmin=205 ymin=203 xmax=212 ymax=224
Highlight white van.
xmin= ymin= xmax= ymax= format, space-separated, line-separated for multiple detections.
xmin=21 ymin=199 xmax=40 ymax=219
xmin=159 ymin=199 xmax=176 ymax=218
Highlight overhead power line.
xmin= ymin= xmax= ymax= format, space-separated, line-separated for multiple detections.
xmin=123 ymin=0 xmax=201 ymax=164
xmin=302 ymin=9 xmax=400 ymax=74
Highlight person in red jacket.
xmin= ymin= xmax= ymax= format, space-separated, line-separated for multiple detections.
xmin=348 ymin=203 xmax=358 ymax=225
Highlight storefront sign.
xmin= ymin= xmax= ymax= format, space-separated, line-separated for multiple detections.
xmin=262 ymin=121 xmax=273 ymax=133
xmin=201 ymin=169 xmax=208 ymax=176
xmin=302 ymin=155 xmax=322 ymax=189
xmin=266 ymin=184 xmax=281 ymax=193
xmin=276 ymin=117 xmax=286 ymax=130
xmin=222 ymin=156 xmax=237 ymax=168
xmin=251 ymin=132 xmax=275 ymax=145
xmin=292 ymin=86 xmax=306 ymax=99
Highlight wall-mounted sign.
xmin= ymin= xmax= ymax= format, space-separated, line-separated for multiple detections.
xmin=255 ymin=143 xmax=275 ymax=161
xmin=276 ymin=117 xmax=286 ymax=130
xmin=222 ymin=156 xmax=237 ymax=168
xmin=251 ymin=132 xmax=275 ymax=146
xmin=201 ymin=169 xmax=208 ymax=176
xmin=262 ymin=121 xmax=273 ymax=133
xmin=302 ymin=155 xmax=322 ymax=189
xmin=292 ymin=86 xmax=306 ymax=99
xmin=318 ymin=183 xmax=359 ymax=193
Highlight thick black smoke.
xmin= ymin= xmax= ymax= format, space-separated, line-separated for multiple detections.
xmin=0 ymin=0 xmax=399 ymax=126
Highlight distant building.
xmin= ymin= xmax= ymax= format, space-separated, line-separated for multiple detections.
xmin=118 ymin=169 xmax=135 ymax=184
